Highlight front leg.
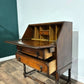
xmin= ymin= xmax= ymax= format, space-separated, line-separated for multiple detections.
xmin=67 ymin=69 xmax=71 ymax=84
xmin=23 ymin=64 xmax=26 ymax=78
xmin=55 ymin=71 xmax=60 ymax=84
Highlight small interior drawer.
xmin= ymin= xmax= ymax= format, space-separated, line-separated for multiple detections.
xmin=17 ymin=46 xmax=55 ymax=60
xmin=16 ymin=52 xmax=56 ymax=75
xmin=40 ymin=31 xmax=49 ymax=35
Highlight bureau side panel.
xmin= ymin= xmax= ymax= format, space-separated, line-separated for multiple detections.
xmin=22 ymin=26 xmax=34 ymax=40
xmin=57 ymin=22 xmax=72 ymax=70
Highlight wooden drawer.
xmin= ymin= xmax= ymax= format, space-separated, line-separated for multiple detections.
xmin=40 ymin=31 xmax=49 ymax=35
xmin=17 ymin=46 xmax=55 ymax=59
xmin=16 ymin=52 xmax=56 ymax=75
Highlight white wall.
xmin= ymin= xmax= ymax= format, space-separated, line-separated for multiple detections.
xmin=16 ymin=0 xmax=84 ymax=83
xmin=17 ymin=0 xmax=80 ymax=38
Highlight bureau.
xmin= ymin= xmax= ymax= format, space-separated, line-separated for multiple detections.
xmin=6 ymin=21 xmax=72 ymax=84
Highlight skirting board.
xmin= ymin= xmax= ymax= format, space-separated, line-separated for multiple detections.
xmin=78 ymin=76 xmax=84 ymax=84
xmin=0 ymin=55 xmax=15 ymax=62
xmin=64 ymin=72 xmax=84 ymax=84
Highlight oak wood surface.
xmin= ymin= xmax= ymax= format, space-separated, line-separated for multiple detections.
xmin=16 ymin=52 xmax=56 ymax=75
xmin=17 ymin=46 xmax=53 ymax=59
xmin=6 ymin=21 xmax=73 ymax=83
xmin=40 ymin=31 xmax=49 ymax=36
xmin=6 ymin=40 xmax=55 ymax=49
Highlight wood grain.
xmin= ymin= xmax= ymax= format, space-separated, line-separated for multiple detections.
xmin=0 ymin=59 xmax=83 ymax=84
xmin=6 ymin=21 xmax=73 ymax=83
xmin=16 ymin=52 xmax=56 ymax=75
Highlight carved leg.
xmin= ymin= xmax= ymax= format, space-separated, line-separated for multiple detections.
xmin=23 ymin=64 xmax=26 ymax=78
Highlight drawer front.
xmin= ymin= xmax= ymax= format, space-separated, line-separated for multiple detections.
xmin=17 ymin=46 xmax=43 ymax=59
xmin=16 ymin=52 xmax=48 ymax=74
xmin=40 ymin=31 xmax=49 ymax=35
xmin=16 ymin=52 xmax=56 ymax=75
xmin=17 ymin=46 xmax=54 ymax=59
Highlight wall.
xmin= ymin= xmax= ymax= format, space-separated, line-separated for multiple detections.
xmin=16 ymin=0 xmax=83 ymax=83
xmin=0 ymin=0 xmax=19 ymax=58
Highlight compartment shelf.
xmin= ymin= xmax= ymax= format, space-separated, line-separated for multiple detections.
xmin=32 ymin=25 xmax=60 ymax=42
xmin=31 ymin=38 xmax=56 ymax=42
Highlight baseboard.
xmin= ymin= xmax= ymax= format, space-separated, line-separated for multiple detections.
xmin=78 ymin=75 xmax=84 ymax=83
xmin=0 ymin=55 xmax=15 ymax=62
xmin=64 ymin=72 xmax=84 ymax=83
xmin=72 ymin=74 xmax=84 ymax=83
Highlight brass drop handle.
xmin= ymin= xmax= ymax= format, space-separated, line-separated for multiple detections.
xmin=37 ymin=52 xmax=39 ymax=58
xmin=40 ymin=66 xmax=43 ymax=72
xmin=37 ymin=64 xmax=43 ymax=72
xmin=18 ymin=57 xmax=21 ymax=61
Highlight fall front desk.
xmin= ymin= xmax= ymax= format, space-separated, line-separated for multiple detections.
xmin=6 ymin=21 xmax=72 ymax=84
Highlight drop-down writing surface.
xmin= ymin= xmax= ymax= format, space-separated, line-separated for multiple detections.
xmin=6 ymin=40 xmax=56 ymax=49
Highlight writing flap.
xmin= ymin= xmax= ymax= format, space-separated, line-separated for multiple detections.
xmin=6 ymin=40 xmax=55 ymax=49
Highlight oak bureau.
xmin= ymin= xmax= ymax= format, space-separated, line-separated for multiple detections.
xmin=6 ymin=21 xmax=72 ymax=84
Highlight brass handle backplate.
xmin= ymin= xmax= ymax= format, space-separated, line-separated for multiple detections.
xmin=40 ymin=66 xmax=43 ymax=72
xmin=18 ymin=57 xmax=21 ymax=61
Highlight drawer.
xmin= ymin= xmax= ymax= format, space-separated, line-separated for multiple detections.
xmin=17 ymin=46 xmax=55 ymax=59
xmin=16 ymin=52 xmax=56 ymax=75
xmin=40 ymin=31 xmax=49 ymax=35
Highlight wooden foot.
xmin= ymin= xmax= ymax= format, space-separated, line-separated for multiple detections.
xmin=57 ymin=80 xmax=60 ymax=84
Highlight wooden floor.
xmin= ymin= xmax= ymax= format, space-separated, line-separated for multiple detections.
xmin=0 ymin=59 xmax=83 ymax=84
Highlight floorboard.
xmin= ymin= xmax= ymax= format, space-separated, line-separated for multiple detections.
xmin=0 ymin=59 xmax=83 ymax=84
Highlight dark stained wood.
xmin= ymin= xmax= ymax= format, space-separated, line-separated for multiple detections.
xmin=6 ymin=21 xmax=72 ymax=83
xmin=6 ymin=40 xmax=55 ymax=49
xmin=29 ymin=21 xmax=71 ymax=26
xmin=57 ymin=22 xmax=72 ymax=70
xmin=17 ymin=46 xmax=53 ymax=59
xmin=22 ymin=26 xmax=34 ymax=40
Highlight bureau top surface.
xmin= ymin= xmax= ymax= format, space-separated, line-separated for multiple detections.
xmin=29 ymin=21 xmax=72 ymax=26
xmin=6 ymin=40 xmax=56 ymax=49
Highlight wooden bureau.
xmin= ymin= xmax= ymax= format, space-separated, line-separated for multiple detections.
xmin=6 ymin=21 xmax=72 ymax=84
